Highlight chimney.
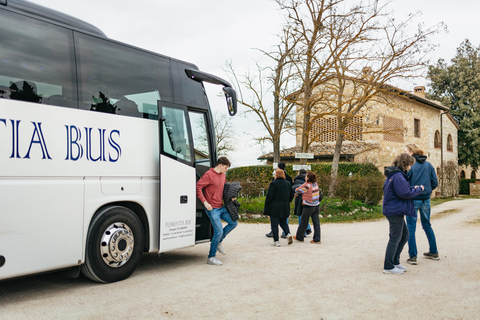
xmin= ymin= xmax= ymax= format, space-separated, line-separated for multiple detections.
xmin=413 ymin=86 xmax=425 ymax=99
xmin=362 ymin=67 xmax=372 ymax=79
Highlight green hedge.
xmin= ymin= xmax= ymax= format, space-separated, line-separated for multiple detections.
xmin=459 ymin=179 xmax=479 ymax=194
xmin=227 ymin=163 xmax=384 ymax=204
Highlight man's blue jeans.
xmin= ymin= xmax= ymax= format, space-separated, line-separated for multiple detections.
xmin=205 ymin=207 xmax=238 ymax=258
xmin=406 ymin=199 xmax=438 ymax=258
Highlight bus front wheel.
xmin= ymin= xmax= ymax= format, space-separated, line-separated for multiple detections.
xmin=81 ymin=206 xmax=145 ymax=283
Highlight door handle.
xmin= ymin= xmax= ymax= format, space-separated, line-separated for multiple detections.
xmin=180 ymin=195 xmax=188 ymax=204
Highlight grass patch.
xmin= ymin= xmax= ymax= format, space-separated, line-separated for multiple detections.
xmin=238 ymin=197 xmax=383 ymax=224
xmin=237 ymin=195 xmax=480 ymax=224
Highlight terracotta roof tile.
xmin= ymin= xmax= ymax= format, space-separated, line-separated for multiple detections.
xmin=258 ymin=141 xmax=380 ymax=159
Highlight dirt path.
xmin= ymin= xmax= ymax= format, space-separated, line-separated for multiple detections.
xmin=1 ymin=199 xmax=480 ymax=319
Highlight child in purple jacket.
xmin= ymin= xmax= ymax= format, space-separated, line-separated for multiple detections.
xmin=382 ymin=153 xmax=424 ymax=274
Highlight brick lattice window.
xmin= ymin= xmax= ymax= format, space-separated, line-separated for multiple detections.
xmin=434 ymin=130 xmax=441 ymax=148
xmin=447 ymin=134 xmax=453 ymax=151
xmin=309 ymin=116 xmax=363 ymax=142
xmin=414 ymin=118 xmax=421 ymax=138
xmin=383 ymin=116 xmax=404 ymax=142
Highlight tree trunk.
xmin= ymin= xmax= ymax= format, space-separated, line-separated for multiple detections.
xmin=328 ymin=130 xmax=344 ymax=198
xmin=273 ymin=136 xmax=281 ymax=164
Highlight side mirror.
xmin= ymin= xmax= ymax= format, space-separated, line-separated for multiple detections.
xmin=223 ymin=87 xmax=237 ymax=116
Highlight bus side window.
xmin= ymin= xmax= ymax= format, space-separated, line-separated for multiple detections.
xmin=75 ymin=32 xmax=173 ymax=119
xmin=0 ymin=10 xmax=77 ymax=108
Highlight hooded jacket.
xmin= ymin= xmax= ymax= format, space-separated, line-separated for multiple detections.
xmin=292 ymin=173 xmax=306 ymax=216
xmin=223 ymin=182 xmax=242 ymax=221
xmin=407 ymin=155 xmax=438 ymax=200
xmin=383 ymin=166 xmax=423 ymax=217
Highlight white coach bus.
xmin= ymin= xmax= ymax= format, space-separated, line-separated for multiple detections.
xmin=0 ymin=0 xmax=237 ymax=283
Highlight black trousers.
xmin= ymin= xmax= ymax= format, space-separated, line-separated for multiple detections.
xmin=384 ymin=215 xmax=409 ymax=270
xmin=270 ymin=217 xmax=290 ymax=242
xmin=296 ymin=205 xmax=320 ymax=242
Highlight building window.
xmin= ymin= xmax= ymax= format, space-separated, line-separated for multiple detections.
xmin=471 ymin=171 xmax=476 ymax=179
xmin=383 ymin=116 xmax=404 ymax=143
xmin=460 ymin=170 xmax=466 ymax=179
xmin=447 ymin=134 xmax=453 ymax=151
xmin=434 ymin=130 xmax=441 ymax=148
xmin=414 ymin=118 xmax=421 ymax=138
xmin=310 ymin=116 xmax=363 ymax=143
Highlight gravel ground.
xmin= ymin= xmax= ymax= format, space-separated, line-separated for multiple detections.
xmin=1 ymin=199 xmax=480 ymax=319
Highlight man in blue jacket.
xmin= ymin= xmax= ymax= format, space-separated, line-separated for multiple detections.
xmin=404 ymin=144 xmax=439 ymax=264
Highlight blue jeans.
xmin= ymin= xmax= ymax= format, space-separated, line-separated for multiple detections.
xmin=384 ymin=215 xmax=409 ymax=270
xmin=406 ymin=199 xmax=438 ymax=258
xmin=205 ymin=207 xmax=238 ymax=258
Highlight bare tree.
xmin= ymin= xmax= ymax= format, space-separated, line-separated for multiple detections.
xmin=213 ymin=111 xmax=235 ymax=157
xmin=196 ymin=111 xmax=235 ymax=157
xmin=279 ymin=0 xmax=444 ymax=196
xmin=225 ymin=28 xmax=297 ymax=164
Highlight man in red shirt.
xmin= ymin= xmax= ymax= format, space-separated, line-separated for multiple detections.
xmin=196 ymin=157 xmax=238 ymax=266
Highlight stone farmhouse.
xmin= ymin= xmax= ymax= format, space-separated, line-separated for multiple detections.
xmin=259 ymin=75 xmax=460 ymax=196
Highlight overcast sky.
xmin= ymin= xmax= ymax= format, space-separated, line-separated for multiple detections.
xmin=29 ymin=0 xmax=480 ymax=167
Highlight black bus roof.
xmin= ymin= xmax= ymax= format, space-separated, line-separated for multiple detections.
xmin=4 ymin=0 xmax=107 ymax=37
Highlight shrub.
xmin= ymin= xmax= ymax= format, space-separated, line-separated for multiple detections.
xmin=227 ymin=163 xmax=384 ymax=204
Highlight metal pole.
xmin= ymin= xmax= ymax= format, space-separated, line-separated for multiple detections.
xmin=440 ymin=112 xmax=445 ymax=197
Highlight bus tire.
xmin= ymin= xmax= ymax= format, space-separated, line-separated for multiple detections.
xmin=81 ymin=206 xmax=145 ymax=283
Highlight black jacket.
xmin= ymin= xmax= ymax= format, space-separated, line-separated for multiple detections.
xmin=223 ymin=182 xmax=242 ymax=221
xmin=292 ymin=173 xmax=306 ymax=216
xmin=263 ymin=177 xmax=294 ymax=218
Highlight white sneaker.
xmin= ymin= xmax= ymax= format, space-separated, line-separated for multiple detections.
xmin=272 ymin=241 xmax=281 ymax=247
xmin=207 ymin=257 xmax=223 ymax=266
xmin=287 ymin=234 xmax=293 ymax=245
xmin=394 ymin=264 xmax=407 ymax=271
xmin=383 ymin=267 xmax=404 ymax=274
xmin=217 ymin=243 xmax=226 ymax=255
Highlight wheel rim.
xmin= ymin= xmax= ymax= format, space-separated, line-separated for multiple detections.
xmin=100 ymin=222 xmax=135 ymax=268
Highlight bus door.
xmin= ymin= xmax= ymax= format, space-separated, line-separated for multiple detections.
xmin=187 ymin=110 xmax=213 ymax=243
xmin=158 ymin=102 xmax=196 ymax=252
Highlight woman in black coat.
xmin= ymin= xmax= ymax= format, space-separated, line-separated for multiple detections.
xmin=264 ymin=169 xmax=294 ymax=246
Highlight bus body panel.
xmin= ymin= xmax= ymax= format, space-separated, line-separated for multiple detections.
xmin=0 ymin=177 xmax=84 ymax=279
xmin=0 ymin=100 xmax=159 ymax=178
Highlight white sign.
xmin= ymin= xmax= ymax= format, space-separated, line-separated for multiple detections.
xmin=293 ymin=165 xmax=311 ymax=171
xmin=295 ymin=153 xmax=314 ymax=159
